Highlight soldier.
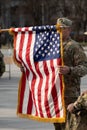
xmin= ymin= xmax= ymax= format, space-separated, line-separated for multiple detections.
xmin=19 ymin=18 xmax=87 ymax=130
xmin=0 ymin=26 xmax=5 ymax=77
xmin=54 ymin=18 xmax=87 ymax=130
xmin=0 ymin=50 xmax=5 ymax=77
xmin=67 ymin=90 xmax=87 ymax=130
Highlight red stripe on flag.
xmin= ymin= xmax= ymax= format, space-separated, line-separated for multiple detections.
xmin=57 ymin=58 xmax=62 ymax=95
xmin=18 ymin=73 xmax=26 ymax=113
xmin=27 ymin=90 xmax=33 ymax=114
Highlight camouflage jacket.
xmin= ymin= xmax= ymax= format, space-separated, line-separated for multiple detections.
xmin=63 ymin=38 xmax=87 ymax=106
xmin=67 ymin=93 xmax=87 ymax=130
xmin=0 ymin=50 xmax=5 ymax=77
xmin=73 ymin=93 xmax=87 ymax=113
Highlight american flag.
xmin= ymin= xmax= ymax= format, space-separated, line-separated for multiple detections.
xmin=12 ymin=25 xmax=65 ymax=123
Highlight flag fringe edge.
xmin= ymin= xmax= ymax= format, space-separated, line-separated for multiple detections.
xmin=17 ymin=112 xmax=65 ymax=123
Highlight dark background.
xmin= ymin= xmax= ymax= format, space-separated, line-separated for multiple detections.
xmin=0 ymin=0 xmax=87 ymax=46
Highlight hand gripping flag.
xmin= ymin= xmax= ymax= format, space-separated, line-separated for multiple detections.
xmin=11 ymin=25 xmax=65 ymax=123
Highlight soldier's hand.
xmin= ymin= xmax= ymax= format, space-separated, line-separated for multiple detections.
xmin=67 ymin=103 xmax=74 ymax=113
xmin=58 ymin=65 xmax=70 ymax=75
xmin=20 ymin=65 xmax=25 ymax=72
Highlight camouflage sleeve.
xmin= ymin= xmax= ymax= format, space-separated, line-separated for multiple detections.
xmin=0 ymin=51 xmax=5 ymax=77
xmin=72 ymin=93 xmax=87 ymax=113
xmin=69 ymin=43 xmax=87 ymax=77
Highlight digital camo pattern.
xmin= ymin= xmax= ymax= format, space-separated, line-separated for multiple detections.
xmin=54 ymin=38 xmax=87 ymax=130
xmin=63 ymin=38 xmax=87 ymax=106
xmin=74 ymin=93 xmax=87 ymax=112
xmin=68 ymin=93 xmax=87 ymax=130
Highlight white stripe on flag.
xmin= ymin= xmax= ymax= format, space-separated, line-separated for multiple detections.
xmin=22 ymin=76 xmax=29 ymax=114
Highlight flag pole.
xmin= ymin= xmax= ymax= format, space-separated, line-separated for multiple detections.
xmin=0 ymin=29 xmax=10 ymax=33
xmin=0 ymin=25 xmax=67 ymax=33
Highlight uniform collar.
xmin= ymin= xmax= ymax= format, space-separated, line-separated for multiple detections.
xmin=63 ymin=37 xmax=71 ymax=46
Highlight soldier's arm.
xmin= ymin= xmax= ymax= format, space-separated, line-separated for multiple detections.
xmin=68 ymin=44 xmax=87 ymax=77
xmin=67 ymin=95 xmax=82 ymax=113
xmin=59 ymin=44 xmax=87 ymax=76
xmin=67 ymin=92 xmax=87 ymax=113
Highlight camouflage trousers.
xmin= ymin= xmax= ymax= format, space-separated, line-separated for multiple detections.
xmin=53 ymin=112 xmax=78 ymax=130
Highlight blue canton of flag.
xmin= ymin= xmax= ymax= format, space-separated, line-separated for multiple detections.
xmin=33 ymin=25 xmax=60 ymax=62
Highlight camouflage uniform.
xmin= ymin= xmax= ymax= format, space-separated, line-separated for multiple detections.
xmin=54 ymin=17 xmax=87 ymax=130
xmin=54 ymin=38 xmax=87 ymax=130
xmin=63 ymin=38 xmax=87 ymax=106
xmin=67 ymin=93 xmax=87 ymax=130
xmin=0 ymin=50 xmax=5 ymax=77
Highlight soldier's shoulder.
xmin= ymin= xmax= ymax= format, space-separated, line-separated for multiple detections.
xmin=82 ymin=93 xmax=87 ymax=100
xmin=68 ymin=39 xmax=80 ymax=46
xmin=79 ymin=93 xmax=87 ymax=109
xmin=68 ymin=39 xmax=84 ymax=51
